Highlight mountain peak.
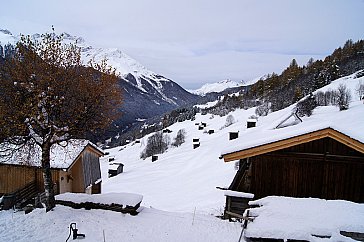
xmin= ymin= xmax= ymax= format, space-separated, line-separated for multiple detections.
xmin=0 ymin=29 xmax=12 ymax=36
xmin=190 ymin=79 xmax=243 ymax=96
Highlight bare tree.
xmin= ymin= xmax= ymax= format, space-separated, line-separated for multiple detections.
xmin=255 ymin=102 xmax=270 ymax=116
xmin=0 ymin=31 xmax=122 ymax=211
xmin=225 ymin=114 xmax=235 ymax=127
xmin=172 ymin=129 xmax=186 ymax=147
xmin=336 ymin=84 xmax=352 ymax=111
xmin=315 ymin=91 xmax=325 ymax=106
xmin=356 ymin=81 xmax=364 ymax=101
xmin=140 ymin=132 xmax=170 ymax=159
xmin=296 ymin=93 xmax=317 ymax=117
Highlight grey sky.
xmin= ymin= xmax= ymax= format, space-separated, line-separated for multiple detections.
xmin=1 ymin=0 xmax=364 ymax=89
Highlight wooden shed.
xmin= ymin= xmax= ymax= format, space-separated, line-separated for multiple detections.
xmin=246 ymin=119 xmax=257 ymax=128
xmin=221 ymin=127 xmax=364 ymax=216
xmin=108 ymin=163 xmax=124 ymax=177
xmin=229 ymin=132 xmax=239 ymax=140
xmin=0 ymin=140 xmax=104 ymax=200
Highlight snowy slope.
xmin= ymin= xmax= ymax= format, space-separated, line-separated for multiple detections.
xmin=0 ymin=206 xmax=241 ymax=242
xmin=101 ymin=71 xmax=364 ymax=215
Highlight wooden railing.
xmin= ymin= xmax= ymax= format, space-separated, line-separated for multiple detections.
xmin=1 ymin=180 xmax=38 ymax=210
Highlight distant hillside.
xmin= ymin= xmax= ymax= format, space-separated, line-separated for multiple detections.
xmin=246 ymin=39 xmax=364 ymax=111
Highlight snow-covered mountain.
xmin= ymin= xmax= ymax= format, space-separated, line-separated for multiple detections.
xmin=189 ymin=76 xmax=264 ymax=96
xmin=60 ymin=33 xmax=189 ymax=106
xmin=0 ymin=28 xmax=199 ymax=137
xmin=189 ymin=79 xmax=243 ymax=96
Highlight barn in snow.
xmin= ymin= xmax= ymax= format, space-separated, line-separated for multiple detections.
xmin=221 ymin=105 xmax=364 ymax=218
xmin=0 ymin=140 xmax=104 ymax=208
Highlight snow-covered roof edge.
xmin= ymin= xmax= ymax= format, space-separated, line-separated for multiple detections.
xmin=65 ymin=141 xmax=105 ymax=171
xmin=0 ymin=139 xmax=104 ymax=169
xmin=221 ymin=126 xmax=364 ymax=161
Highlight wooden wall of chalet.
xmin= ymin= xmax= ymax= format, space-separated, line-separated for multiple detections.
xmin=240 ymin=137 xmax=364 ymax=202
xmin=69 ymin=156 xmax=84 ymax=193
xmin=0 ymin=164 xmax=59 ymax=195
xmin=82 ymin=148 xmax=102 ymax=189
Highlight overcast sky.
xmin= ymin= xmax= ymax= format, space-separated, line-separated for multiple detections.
xmin=1 ymin=0 xmax=364 ymax=89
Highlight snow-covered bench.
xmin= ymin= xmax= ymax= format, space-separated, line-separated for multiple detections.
xmin=55 ymin=192 xmax=143 ymax=216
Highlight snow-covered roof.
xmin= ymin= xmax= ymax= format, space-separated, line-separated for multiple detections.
xmin=221 ymin=101 xmax=364 ymax=159
xmin=0 ymin=140 xmax=104 ymax=169
xmin=246 ymin=119 xmax=257 ymax=122
xmin=245 ymin=196 xmax=364 ymax=241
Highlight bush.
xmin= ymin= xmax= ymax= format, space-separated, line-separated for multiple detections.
xmin=296 ymin=93 xmax=317 ymax=117
xmin=172 ymin=129 xmax=186 ymax=147
xmin=140 ymin=132 xmax=170 ymax=159
xmin=220 ymin=114 xmax=236 ymax=130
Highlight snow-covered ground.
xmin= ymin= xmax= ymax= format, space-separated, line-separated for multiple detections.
xmin=246 ymin=196 xmax=364 ymax=241
xmin=0 ymin=206 xmax=242 ymax=242
xmin=101 ymin=107 xmax=252 ymax=214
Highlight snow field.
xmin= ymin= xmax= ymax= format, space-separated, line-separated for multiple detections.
xmin=0 ymin=206 xmax=242 ymax=242
xmin=102 ymin=107 xmax=257 ymax=214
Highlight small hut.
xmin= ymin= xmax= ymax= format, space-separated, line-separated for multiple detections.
xmin=208 ymin=130 xmax=215 ymax=134
xmin=108 ymin=163 xmax=124 ymax=177
xmin=193 ymin=139 xmax=200 ymax=149
xmin=229 ymin=132 xmax=239 ymax=140
xmin=152 ymin=155 xmax=158 ymax=162
xmin=247 ymin=119 xmax=257 ymax=128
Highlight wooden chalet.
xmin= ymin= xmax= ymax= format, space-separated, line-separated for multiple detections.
xmin=221 ymin=114 xmax=364 ymax=218
xmin=0 ymin=140 xmax=104 ymax=208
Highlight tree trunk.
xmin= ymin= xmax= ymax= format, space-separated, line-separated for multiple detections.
xmin=42 ymin=142 xmax=56 ymax=211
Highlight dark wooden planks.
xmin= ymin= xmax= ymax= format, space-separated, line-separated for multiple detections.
xmin=232 ymin=137 xmax=364 ymax=202
xmin=56 ymin=199 xmax=141 ymax=216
